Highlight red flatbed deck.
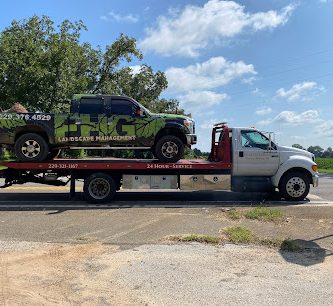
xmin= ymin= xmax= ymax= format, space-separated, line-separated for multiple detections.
xmin=0 ymin=158 xmax=232 ymax=171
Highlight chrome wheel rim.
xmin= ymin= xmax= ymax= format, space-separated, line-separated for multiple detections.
xmin=161 ymin=141 xmax=179 ymax=159
xmin=88 ymin=178 xmax=110 ymax=200
xmin=286 ymin=177 xmax=306 ymax=198
xmin=21 ymin=140 xmax=41 ymax=158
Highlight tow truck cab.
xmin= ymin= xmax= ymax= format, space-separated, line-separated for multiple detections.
xmin=210 ymin=123 xmax=319 ymax=199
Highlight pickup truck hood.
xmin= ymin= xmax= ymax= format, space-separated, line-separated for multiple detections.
xmin=151 ymin=113 xmax=192 ymax=121
xmin=277 ymin=145 xmax=315 ymax=162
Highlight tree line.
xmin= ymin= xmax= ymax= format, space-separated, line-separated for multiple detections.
xmin=0 ymin=15 xmax=183 ymax=114
xmin=292 ymin=144 xmax=333 ymax=158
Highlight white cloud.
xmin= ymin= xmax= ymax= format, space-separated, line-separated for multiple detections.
xmin=100 ymin=11 xmax=139 ymax=23
xmin=256 ymin=106 xmax=272 ymax=116
xmin=258 ymin=110 xmax=321 ymax=126
xmin=165 ymin=56 xmax=256 ymax=93
xmin=276 ymin=81 xmax=325 ymax=101
xmin=274 ymin=110 xmax=320 ymax=124
xmin=140 ymin=0 xmax=295 ymax=57
xmin=316 ymin=120 xmax=333 ymax=137
xmin=178 ymin=90 xmax=228 ymax=113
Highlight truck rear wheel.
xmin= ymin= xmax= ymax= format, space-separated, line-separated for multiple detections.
xmin=15 ymin=133 xmax=49 ymax=162
xmin=279 ymin=172 xmax=310 ymax=201
xmin=83 ymin=173 xmax=116 ymax=203
xmin=155 ymin=135 xmax=184 ymax=163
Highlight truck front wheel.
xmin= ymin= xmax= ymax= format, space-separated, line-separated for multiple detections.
xmin=83 ymin=173 xmax=116 ymax=203
xmin=279 ymin=172 xmax=310 ymax=201
xmin=155 ymin=135 xmax=184 ymax=163
xmin=15 ymin=133 xmax=49 ymax=162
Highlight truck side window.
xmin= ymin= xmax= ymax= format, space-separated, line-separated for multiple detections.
xmin=241 ymin=131 xmax=269 ymax=150
xmin=79 ymin=98 xmax=104 ymax=114
xmin=111 ymin=99 xmax=136 ymax=116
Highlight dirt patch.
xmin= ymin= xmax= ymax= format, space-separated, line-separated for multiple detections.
xmin=0 ymin=242 xmax=147 ymax=305
xmin=0 ymin=241 xmax=332 ymax=306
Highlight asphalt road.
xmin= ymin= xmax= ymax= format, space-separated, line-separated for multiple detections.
xmin=0 ymin=174 xmax=331 ymax=207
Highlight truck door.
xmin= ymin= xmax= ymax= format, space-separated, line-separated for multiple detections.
xmin=234 ymin=129 xmax=280 ymax=176
xmin=106 ymin=98 xmax=140 ymax=146
xmin=68 ymin=97 xmax=108 ymax=144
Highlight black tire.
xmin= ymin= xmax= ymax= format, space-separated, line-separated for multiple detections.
xmin=15 ymin=133 xmax=49 ymax=162
xmin=279 ymin=172 xmax=310 ymax=201
xmin=83 ymin=173 xmax=116 ymax=204
xmin=47 ymin=149 xmax=61 ymax=160
xmin=155 ymin=135 xmax=184 ymax=163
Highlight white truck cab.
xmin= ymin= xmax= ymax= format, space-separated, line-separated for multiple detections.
xmin=231 ymin=127 xmax=319 ymax=200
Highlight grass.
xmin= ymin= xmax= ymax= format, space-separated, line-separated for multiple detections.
xmin=316 ymin=158 xmax=333 ymax=173
xmin=166 ymin=229 xmax=301 ymax=252
xmin=226 ymin=209 xmax=242 ymax=220
xmin=167 ymin=234 xmax=221 ymax=245
xmin=244 ymin=207 xmax=283 ymax=222
xmin=224 ymin=207 xmax=284 ymax=222
xmin=223 ymin=226 xmax=254 ymax=243
xmin=318 ymin=168 xmax=333 ymax=174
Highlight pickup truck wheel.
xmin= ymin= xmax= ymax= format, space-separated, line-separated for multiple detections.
xmin=279 ymin=172 xmax=310 ymax=201
xmin=155 ymin=135 xmax=184 ymax=163
xmin=15 ymin=133 xmax=49 ymax=162
xmin=83 ymin=173 xmax=116 ymax=204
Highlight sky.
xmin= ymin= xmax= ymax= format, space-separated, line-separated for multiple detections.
xmin=0 ymin=0 xmax=332 ymax=151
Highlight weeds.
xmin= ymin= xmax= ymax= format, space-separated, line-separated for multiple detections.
xmin=244 ymin=207 xmax=283 ymax=222
xmin=224 ymin=207 xmax=284 ymax=222
xmin=226 ymin=209 xmax=242 ymax=220
xmin=166 ymin=234 xmax=221 ymax=245
xmin=223 ymin=226 xmax=254 ymax=243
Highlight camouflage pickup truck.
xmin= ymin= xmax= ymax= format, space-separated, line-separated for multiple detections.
xmin=0 ymin=95 xmax=197 ymax=163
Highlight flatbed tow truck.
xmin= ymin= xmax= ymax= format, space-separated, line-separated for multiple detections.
xmin=0 ymin=123 xmax=319 ymax=203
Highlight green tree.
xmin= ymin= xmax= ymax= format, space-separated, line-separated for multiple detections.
xmin=307 ymin=145 xmax=324 ymax=157
xmin=322 ymin=147 xmax=333 ymax=158
xmin=0 ymin=16 xmax=100 ymax=112
xmin=0 ymin=16 xmax=179 ymax=115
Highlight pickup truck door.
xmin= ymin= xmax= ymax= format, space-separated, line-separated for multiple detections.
xmin=68 ymin=97 xmax=109 ymax=144
xmin=234 ymin=129 xmax=280 ymax=176
xmin=106 ymin=98 xmax=141 ymax=146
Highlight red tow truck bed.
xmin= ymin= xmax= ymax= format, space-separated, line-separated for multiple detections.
xmin=0 ymin=158 xmax=232 ymax=172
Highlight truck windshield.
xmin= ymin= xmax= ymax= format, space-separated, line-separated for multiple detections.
xmin=241 ymin=130 xmax=276 ymax=150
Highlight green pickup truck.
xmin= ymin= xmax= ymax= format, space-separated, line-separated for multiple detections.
xmin=0 ymin=95 xmax=197 ymax=162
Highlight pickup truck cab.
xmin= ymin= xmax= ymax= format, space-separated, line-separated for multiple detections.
xmin=0 ymin=94 xmax=197 ymax=163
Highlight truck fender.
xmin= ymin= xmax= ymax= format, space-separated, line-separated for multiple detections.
xmin=271 ymin=156 xmax=316 ymax=187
